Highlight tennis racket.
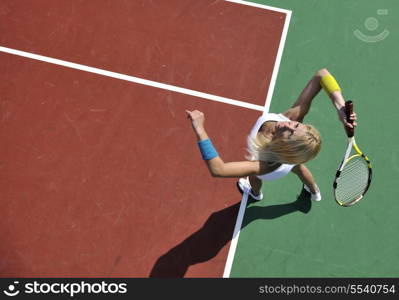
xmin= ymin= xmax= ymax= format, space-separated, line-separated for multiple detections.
xmin=333 ymin=101 xmax=372 ymax=207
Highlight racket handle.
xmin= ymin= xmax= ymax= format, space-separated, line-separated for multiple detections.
xmin=345 ymin=100 xmax=354 ymax=137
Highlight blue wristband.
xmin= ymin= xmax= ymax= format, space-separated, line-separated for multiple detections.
xmin=198 ymin=139 xmax=219 ymax=160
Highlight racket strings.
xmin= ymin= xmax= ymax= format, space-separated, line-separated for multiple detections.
xmin=336 ymin=156 xmax=369 ymax=204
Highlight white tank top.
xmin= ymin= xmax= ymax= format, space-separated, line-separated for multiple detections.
xmin=248 ymin=113 xmax=295 ymax=181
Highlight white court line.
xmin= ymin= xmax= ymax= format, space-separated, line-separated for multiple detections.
xmin=222 ymin=192 xmax=249 ymax=278
xmin=0 ymin=46 xmax=264 ymax=112
xmin=263 ymin=8 xmax=292 ymax=114
xmin=222 ymin=1 xmax=292 ymax=278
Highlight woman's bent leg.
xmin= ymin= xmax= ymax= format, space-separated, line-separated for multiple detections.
xmin=249 ymin=175 xmax=262 ymax=195
xmin=291 ymin=164 xmax=318 ymax=193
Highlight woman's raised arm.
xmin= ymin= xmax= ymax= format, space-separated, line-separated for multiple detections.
xmin=283 ymin=68 xmax=357 ymax=127
xmin=282 ymin=70 xmax=323 ymax=122
xmin=186 ymin=110 xmax=271 ymax=178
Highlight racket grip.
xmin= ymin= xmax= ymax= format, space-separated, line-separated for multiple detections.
xmin=345 ymin=100 xmax=354 ymax=137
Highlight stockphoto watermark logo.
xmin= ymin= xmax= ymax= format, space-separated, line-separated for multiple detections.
xmin=2 ymin=280 xmax=128 ymax=297
xmin=354 ymin=9 xmax=390 ymax=43
xmin=3 ymin=281 xmax=20 ymax=297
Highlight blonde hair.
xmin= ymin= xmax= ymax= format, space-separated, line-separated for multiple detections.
xmin=247 ymin=124 xmax=321 ymax=165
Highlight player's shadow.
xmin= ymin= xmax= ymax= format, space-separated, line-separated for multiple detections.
xmin=242 ymin=188 xmax=312 ymax=227
xmin=149 ymin=188 xmax=312 ymax=277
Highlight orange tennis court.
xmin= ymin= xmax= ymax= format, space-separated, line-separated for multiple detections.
xmin=0 ymin=0 xmax=289 ymax=277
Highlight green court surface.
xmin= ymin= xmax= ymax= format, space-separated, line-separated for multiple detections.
xmin=231 ymin=0 xmax=399 ymax=277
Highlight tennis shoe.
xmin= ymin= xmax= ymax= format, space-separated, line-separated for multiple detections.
xmin=237 ymin=178 xmax=263 ymax=201
xmin=303 ymin=184 xmax=322 ymax=201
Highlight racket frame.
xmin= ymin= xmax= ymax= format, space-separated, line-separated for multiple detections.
xmin=333 ymin=137 xmax=372 ymax=206
xmin=333 ymin=101 xmax=372 ymax=207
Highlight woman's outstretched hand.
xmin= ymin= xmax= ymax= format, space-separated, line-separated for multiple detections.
xmin=186 ymin=110 xmax=208 ymax=141
xmin=186 ymin=110 xmax=205 ymax=130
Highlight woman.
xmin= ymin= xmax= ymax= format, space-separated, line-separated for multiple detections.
xmin=186 ymin=68 xmax=357 ymax=201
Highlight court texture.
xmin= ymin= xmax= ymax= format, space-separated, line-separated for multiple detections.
xmin=0 ymin=0 xmax=397 ymax=278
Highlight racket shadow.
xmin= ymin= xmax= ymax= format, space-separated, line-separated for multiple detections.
xmin=149 ymin=189 xmax=311 ymax=278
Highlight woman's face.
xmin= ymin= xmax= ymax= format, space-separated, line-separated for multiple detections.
xmin=273 ymin=121 xmax=307 ymax=139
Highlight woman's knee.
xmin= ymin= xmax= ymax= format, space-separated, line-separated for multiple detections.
xmin=291 ymin=164 xmax=307 ymax=175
